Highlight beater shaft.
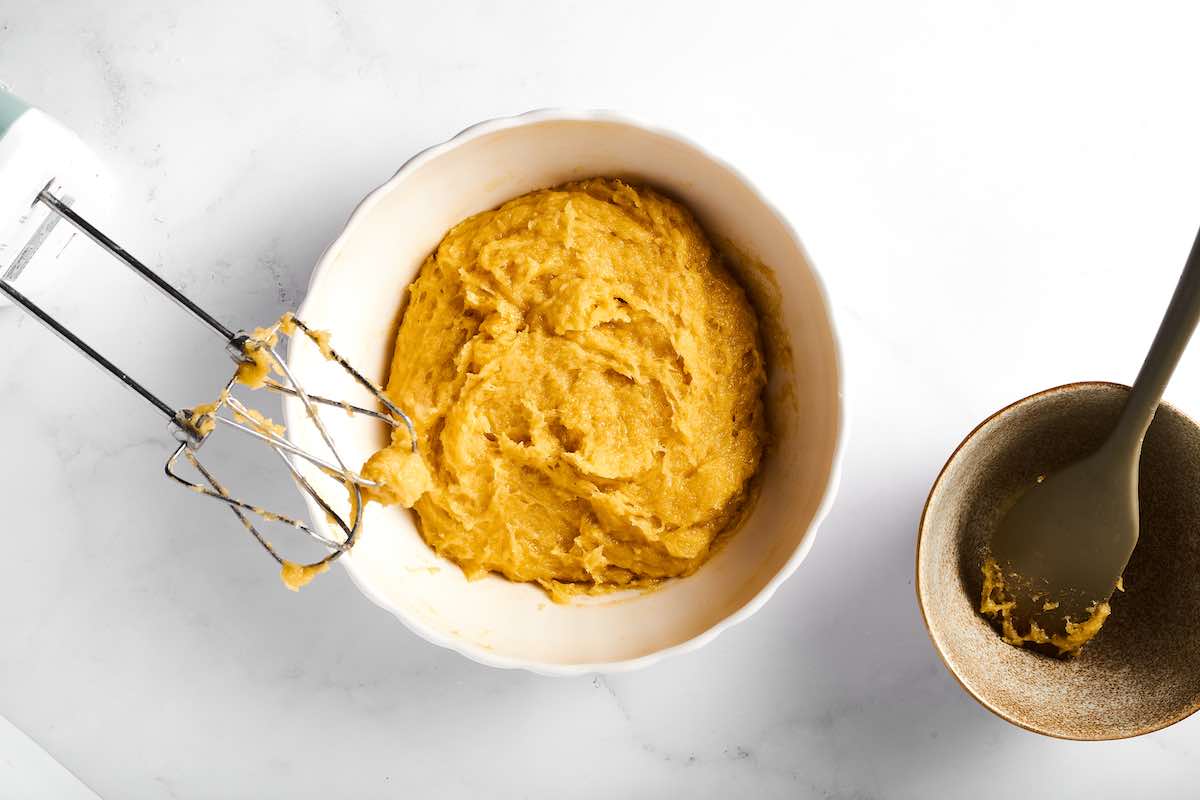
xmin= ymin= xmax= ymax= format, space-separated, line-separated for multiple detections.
xmin=1 ymin=188 xmax=412 ymax=579
xmin=0 ymin=277 xmax=179 ymax=420
xmin=36 ymin=189 xmax=236 ymax=340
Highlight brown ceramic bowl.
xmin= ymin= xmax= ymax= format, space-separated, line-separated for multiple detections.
xmin=917 ymin=381 xmax=1200 ymax=739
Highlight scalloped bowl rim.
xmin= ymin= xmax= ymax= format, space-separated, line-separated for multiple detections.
xmin=292 ymin=109 xmax=848 ymax=675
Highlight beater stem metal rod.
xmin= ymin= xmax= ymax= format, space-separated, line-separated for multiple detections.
xmin=0 ymin=277 xmax=178 ymax=420
xmin=36 ymin=189 xmax=237 ymax=341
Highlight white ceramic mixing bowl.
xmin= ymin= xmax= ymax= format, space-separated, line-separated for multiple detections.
xmin=286 ymin=110 xmax=844 ymax=674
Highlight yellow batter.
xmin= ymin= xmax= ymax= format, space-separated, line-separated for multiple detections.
xmin=362 ymin=178 xmax=767 ymax=600
xmin=280 ymin=559 xmax=330 ymax=592
xmin=980 ymin=558 xmax=1111 ymax=656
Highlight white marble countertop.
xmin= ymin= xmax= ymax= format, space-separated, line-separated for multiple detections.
xmin=4 ymin=1 xmax=1200 ymax=797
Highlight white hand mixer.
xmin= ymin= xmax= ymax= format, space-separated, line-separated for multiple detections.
xmin=0 ymin=88 xmax=415 ymax=585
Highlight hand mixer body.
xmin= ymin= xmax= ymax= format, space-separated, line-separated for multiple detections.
xmin=0 ymin=87 xmax=108 ymax=302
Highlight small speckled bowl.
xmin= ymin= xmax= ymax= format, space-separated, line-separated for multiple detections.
xmin=918 ymin=382 xmax=1200 ymax=739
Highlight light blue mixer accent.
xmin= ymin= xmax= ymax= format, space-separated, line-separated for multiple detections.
xmin=0 ymin=87 xmax=31 ymax=139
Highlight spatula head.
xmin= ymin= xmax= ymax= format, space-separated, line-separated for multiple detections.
xmin=986 ymin=448 xmax=1138 ymax=654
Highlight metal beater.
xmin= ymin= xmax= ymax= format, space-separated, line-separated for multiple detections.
xmin=0 ymin=89 xmax=414 ymax=583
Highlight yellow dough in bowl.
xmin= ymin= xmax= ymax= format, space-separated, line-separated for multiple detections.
xmin=362 ymin=178 xmax=767 ymax=600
